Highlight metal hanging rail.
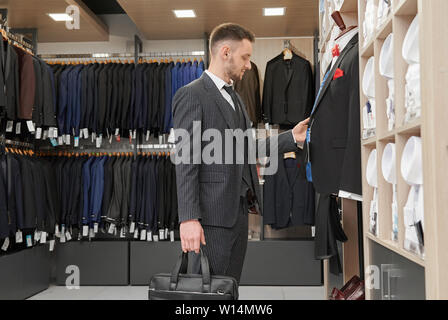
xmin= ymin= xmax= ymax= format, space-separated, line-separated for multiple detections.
xmin=38 ymin=51 xmax=205 ymax=60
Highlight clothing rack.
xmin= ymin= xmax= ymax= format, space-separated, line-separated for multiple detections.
xmin=38 ymin=51 xmax=205 ymax=60
xmin=0 ymin=136 xmax=34 ymax=149
xmin=1 ymin=26 xmax=34 ymax=52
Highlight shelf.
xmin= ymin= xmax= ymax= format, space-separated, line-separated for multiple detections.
xmin=394 ymin=0 xmax=418 ymax=16
xmin=378 ymin=130 xmax=396 ymax=141
xmin=366 ymin=233 xmax=425 ymax=267
xmin=340 ymin=0 xmax=358 ymax=13
xmin=396 ymin=118 xmax=421 ymax=135
xmin=362 ymin=136 xmax=377 ymax=146
xmin=361 ymin=37 xmax=374 ymax=57
xmin=376 ymin=14 xmax=393 ymax=40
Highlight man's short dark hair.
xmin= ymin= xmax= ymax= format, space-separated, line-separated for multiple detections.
xmin=209 ymin=23 xmax=255 ymax=54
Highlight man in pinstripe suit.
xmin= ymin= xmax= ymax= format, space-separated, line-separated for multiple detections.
xmin=172 ymin=23 xmax=310 ymax=285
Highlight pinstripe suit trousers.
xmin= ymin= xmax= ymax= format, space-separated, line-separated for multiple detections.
xmin=190 ymin=197 xmax=249 ymax=285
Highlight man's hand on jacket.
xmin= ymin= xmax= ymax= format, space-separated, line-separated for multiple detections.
xmin=292 ymin=117 xmax=310 ymax=145
xmin=180 ymin=219 xmax=206 ymax=253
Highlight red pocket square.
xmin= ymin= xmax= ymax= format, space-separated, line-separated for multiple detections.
xmin=333 ymin=68 xmax=344 ymax=80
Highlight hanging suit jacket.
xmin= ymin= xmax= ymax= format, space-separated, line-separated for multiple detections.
xmin=262 ymin=53 xmax=314 ymax=127
xmin=0 ymin=40 xmax=6 ymax=114
xmin=308 ymin=34 xmax=362 ymax=195
xmin=32 ymin=57 xmax=44 ymax=128
xmin=14 ymin=47 xmax=35 ymax=120
xmin=234 ymin=61 xmax=262 ymax=126
xmin=4 ymin=42 xmax=20 ymax=120
xmin=263 ymin=156 xmax=315 ymax=229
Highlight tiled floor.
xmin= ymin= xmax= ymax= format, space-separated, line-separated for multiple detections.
xmin=28 ymin=285 xmax=325 ymax=300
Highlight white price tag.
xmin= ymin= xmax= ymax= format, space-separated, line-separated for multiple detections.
xmin=129 ymin=130 xmax=133 ymax=140
xmin=61 ymin=225 xmax=66 ymax=236
xmin=168 ymin=128 xmax=175 ymax=144
xmin=60 ymin=233 xmax=66 ymax=243
xmin=129 ymin=222 xmax=135 ymax=233
xmin=96 ymin=136 xmax=102 ymax=148
xmin=83 ymin=128 xmax=89 ymax=139
xmin=65 ymin=231 xmax=72 ymax=241
xmin=115 ymin=129 xmax=119 ymax=136
xmin=48 ymin=127 xmax=54 ymax=138
xmin=89 ymin=228 xmax=95 ymax=238
xmin=109 ymin=134 xmax=113 ymax=144
xmin=94 ymin=223 xmax=99 ymax=233
xmin=140 ymin=229 xmax=147 ymax=241
xmin=120 ymin=228 xmax=126 ymax=238
xmin=153 ymin=235 xmax=159 ymax=242
xmin=1 ymin=238 xmax=9 ymax=251
xmin=6 ymin=121 xmax=13 ymax=132
xmin=26 ymin=235 xmax=33 ymax=247
xmin=134 ymin=229 xmax=139 ymax=239
xmin=158 ymin=135 xmax=163 ymax=145
xmin=26 ymin=120 xmax=35 ymax=133
xmin=165 ymin=228 xmax=169 ymax=238
xmin=133 ymin=130 xmax=137 ymax=140
xmin=65 ymin=135 xmax=71 ymax=145
xmin=148 ymin=232 xmax=152 ymax=241
xmin=79 ymin=130 xmax=84 ymax=139
xmin=34 ymin=231 xmax=41 ymax=242
xmin=40 ymin=232 xmax=47 ymax=244
xmin=311 ymin=226 xmax=316 ymax=237
xmin=16 ymin=230 xmax=23 ymax=243
xmin=55 ymin=224 xmax=60 ymax=237
xmin=108 ymin=223 xmax=115 ymax=234
xmin=170 ymin=231 xmax=174 ymax=242
xmin=35 ymin=128 xmax=42 ymax=139
xmin=74 ymin=137 xmax=79 ymax=147
xmin=49 ymin=240 xmax=55 ymax=252
xmin=58 ymin=136 xmax=63 ymax=146
xmin=43 ymin=130 xmax=49 ymax=140
xmin=159 ymin=229 xmax=164 ymax=240
xmin=82 ymin=225 xmax=89 ymax=237
xmin=15 ymin=122 xmax=21 ymax=134
xmin=146 ymin=130 xmax=150 ymax=141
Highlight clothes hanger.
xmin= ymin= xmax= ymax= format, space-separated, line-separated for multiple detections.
xmin=284 ymin=152 xmax=296 ymax=159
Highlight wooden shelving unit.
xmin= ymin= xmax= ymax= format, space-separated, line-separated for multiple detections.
xmin=319 ymin=0 xmax=448 ymax=300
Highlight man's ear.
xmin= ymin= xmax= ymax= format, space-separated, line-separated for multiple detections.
xmin=220 ymin=43 xmax=231 ymax=60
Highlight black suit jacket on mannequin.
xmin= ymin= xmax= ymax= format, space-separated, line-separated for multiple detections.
xmin=262 ymin=53 xmax=314 ymax=127
xmin=308 ymin=34 xmax=362 ymax=195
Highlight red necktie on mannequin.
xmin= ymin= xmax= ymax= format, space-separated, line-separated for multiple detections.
xmin=332 ymin=44 xmax=340 ymax=57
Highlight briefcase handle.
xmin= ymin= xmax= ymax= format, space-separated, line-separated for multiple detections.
xmin=169 ymin=249 xmax=212 ymax=293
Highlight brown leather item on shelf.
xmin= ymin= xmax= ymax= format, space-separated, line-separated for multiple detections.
xmin=330 ymin=275 xmax=365 ymax=300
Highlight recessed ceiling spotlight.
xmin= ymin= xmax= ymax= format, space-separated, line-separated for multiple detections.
xmin=173 ymin=10 xmax=196 ymax=18
xmin=263 ymin=7 xmax=286 ymax=16
xmin=48 ymin=13 xmax=74 ymax=21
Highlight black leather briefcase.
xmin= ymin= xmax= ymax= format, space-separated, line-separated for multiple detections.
xmin=148 ymin=250 xmax=238 ymax=300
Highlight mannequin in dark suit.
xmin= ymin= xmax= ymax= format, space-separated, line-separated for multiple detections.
xmin=307 ymin=32 xmax=362 ymax=195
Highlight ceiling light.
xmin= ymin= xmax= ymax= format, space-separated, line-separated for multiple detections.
xmin=48 ymin=13 xmax=74 ymax=22
xmin=173 ymin=10 xmax=196 ymax=18
xmin=263 ymin=7 xmax=286 ymax=16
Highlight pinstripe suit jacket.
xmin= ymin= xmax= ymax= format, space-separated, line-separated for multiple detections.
xmin=173 ymin=72 xmax=299 ymax=228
